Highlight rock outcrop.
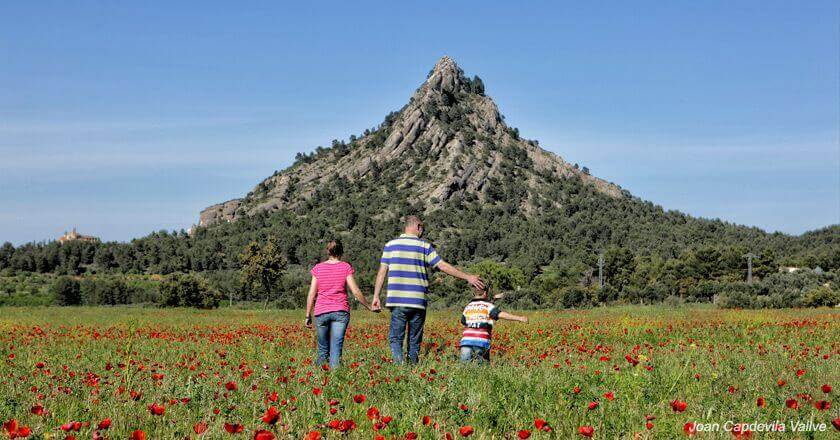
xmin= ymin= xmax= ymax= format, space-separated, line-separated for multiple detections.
xmin=198 ymin=56 xmax=623 ymax=226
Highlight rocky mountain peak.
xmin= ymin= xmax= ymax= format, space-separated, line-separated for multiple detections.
xmin=198 ymin=57 xmax=624 ymax=227
xmin=425 ymin=56 xmax=468 ymax=94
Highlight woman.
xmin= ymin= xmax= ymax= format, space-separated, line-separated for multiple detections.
xmin=305 ymin=239 xmax=378 ymax=368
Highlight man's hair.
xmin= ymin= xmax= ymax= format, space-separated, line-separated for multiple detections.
xmin=404 ymin=215 xmax=422 ymax=230
xmin=326 ymin=239 xmax=343 ymax=258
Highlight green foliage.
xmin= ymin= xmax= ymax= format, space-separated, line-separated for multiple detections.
xmin=558 ymin=285 xmax=593 ymax=308
xmin=803 ymin=285 xmax=839 ymax=307
xmin=239 ymin=238 xmax=287 ymax=308
xmin=468 ymin=260 xmax=526 ymax=294
xmin=158 ymin=273 xmax=221 ymax=309
xmin=51 ymin=276 xmax=81 ymax=306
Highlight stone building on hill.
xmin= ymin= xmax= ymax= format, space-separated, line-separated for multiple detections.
xmin=58 ymin=227 xmax=100 ymax=244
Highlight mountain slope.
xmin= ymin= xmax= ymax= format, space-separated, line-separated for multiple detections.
xmin=199 ymin=56 xmax=622 ymax=227
xmin=187 ymin=56 xmax=837 ymax=279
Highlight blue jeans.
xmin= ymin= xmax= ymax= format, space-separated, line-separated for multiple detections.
xmin=459 ymin=345 xmax=490 ymax=364
xmin=314 ymin=311 xmax=350 ymax=368
xmin=388 ymin=307 xmax=426 ymax=364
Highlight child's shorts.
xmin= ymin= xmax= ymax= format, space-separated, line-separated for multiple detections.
xmin=459 ymin=345 xmax=490 ymax=364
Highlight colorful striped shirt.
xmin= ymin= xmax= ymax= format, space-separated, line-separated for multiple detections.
xmin=460 ymin=300 xmax=500 ymax=349
xmin=380 ymin=233 xmax=441 ymax=309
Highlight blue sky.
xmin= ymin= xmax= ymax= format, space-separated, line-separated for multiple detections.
xmin=1 ymin=1 xmax=838 ymax=245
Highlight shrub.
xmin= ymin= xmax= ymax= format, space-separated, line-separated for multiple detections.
xmin=51 ymin=276 xmax=81 ymax=306
xmin=559 ymin=286 xmax=591 ymax=308
xmin=802 ymin=285 xmax=839 ymax=307
xmin=158 ymin=273 xmax=221 ymax=309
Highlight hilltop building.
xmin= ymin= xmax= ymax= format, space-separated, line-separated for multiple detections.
xmin=58 ymin=227 xmax=100 ymax=244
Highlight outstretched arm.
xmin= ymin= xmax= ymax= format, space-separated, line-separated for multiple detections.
xmin=346 ymin=274 xmax=377 ymax=311
xmin=498 ymin=311 xmax=528 ymax=323
xmin=371 ymin=264 xmax=388 ymax=309
xmin=437 ymin=261 xmax=485 ymax=290
xmin=304 ymin=277 xmax=318 ymax=327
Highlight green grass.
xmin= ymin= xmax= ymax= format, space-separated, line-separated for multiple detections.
xmin=0 ymin=305 xmax=837 ymax=439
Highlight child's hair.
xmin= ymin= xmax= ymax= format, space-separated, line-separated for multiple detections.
xmin=326 ymin=239 xmax=343 ymax=258
xmin=473 ymin=279 xmax=491 ymax=298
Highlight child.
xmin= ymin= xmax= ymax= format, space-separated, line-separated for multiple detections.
xmin=459 ymin=281 xmax=528 ymax=364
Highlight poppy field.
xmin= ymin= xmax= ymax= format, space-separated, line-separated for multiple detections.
xmin=0 ymin=305 xmax=837 ymax=439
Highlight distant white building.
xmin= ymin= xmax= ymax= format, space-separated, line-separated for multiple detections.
xmin=779 ymin=266 xmax=802 ymax=273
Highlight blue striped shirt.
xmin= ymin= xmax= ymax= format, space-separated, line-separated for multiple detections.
xmin=380 ymin=233 xmax=441 ymax=310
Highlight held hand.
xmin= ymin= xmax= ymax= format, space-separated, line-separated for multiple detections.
xmin=304 ymin=316 xmax=313 ymax=329
xmin=521 ymin=316 xmax=529 ymax=323
xmin=371 ymin=296 xmax=381 ymax=310
xmin=466 ymin=275 xmax=485 ymax=290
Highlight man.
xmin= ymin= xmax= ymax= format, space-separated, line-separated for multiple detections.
xmin=372 ymin=215 xmax=485 ymax=364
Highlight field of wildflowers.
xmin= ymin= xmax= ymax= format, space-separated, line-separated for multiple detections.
xmin=1 ymin=306 xmax=837 ymax=439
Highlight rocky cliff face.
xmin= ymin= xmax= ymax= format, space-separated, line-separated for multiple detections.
xmin=199 ymin=56 xmax=623 ymax=227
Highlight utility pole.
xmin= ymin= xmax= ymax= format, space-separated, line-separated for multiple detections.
xmin=598 ymin=252 xmax=605 ymax=289
xmin=744 ymin=252 xmax=756 ymax=284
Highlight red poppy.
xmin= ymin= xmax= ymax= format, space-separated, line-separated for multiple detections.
xmin=353 ymin=394 xmax=366 ymax=404
xmin=756 ymin=397 xmax=766 ymax=407
xmin=406 ymin=433 xmax=418 ymax=440
xmin=306 ymin=431 xmax=321 ymax=440
xmin=587 ymin=401 xmax=599 ymax=410
xmin=338 ymin=420 xmax=356 ymax=432
xmin=194 ymin=422 xmax=208 ymax=435
xmin=225 ymin=381 xmax=238 ymax=391
xmin=261 ymin=406 xmax=281 ymax=425
xmin=604 ymin=391 xmax=615 ymax=401
xmin=534 ymin=419 xmax=551 ymax=432
xmin=683 ymin=422 xmax=697 ymax=436
xmin=253 ymin=430 xmax=275 ymax=440
xmin=785 ymin=398 xmax=798 ymax=409
xmin=671 ymin=399 xmax=687 ymax=412
xmin=422 ymin=416 xmax=431 ymax=425
xmin=459 ymin=404 xmax=469 ymax=411
xmin=832 ymin=418 xmax=840 ymax=431
xmin=517 ymin=430 xmax=531 ymax=439
xmin=3 ymin=419 xmax=31 ymax=439
xmin=97 ymin=418 xmax=111 ymax=430
xmin=30 ymin=405 xmax=45 ymax=416
xmin=3 ymin=419 xmax=17 ymax=435
xmin=148 ymin=402 xmax=165 ymax=416
xmin=60 ymin=422 xmax=82 ymax=432
xmin=646 ymin=422 xmax=654 ymax=430
xmin=814 ymin=400 xmax=830 ymax=410
xmin=573 ymin=386 xmax=581 ymax=394
xmin=130 ymin=430 xmax=146 ymax=440
xmin=731 ymin=423 xmax=752 ymax=439
xmin=459 ymin=426 xmax=474 ymax=437
xmin=795 ymin=369 xmax=805 ymax=378
xmin=312 ymin=387 xmax=322 ymax=396
xmin=224 ymin=423 xmax=245 ymax=434
xmin=822 ymin=384 xmax=832 ymax=393
xmin=578 ymin=426 xmax=594 ymax=437
xmin=367 ymin=407 xmax=380 ymax=421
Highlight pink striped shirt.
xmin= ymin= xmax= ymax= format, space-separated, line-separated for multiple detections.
xmin=311 ymin=261 xmax=355 ymax=316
